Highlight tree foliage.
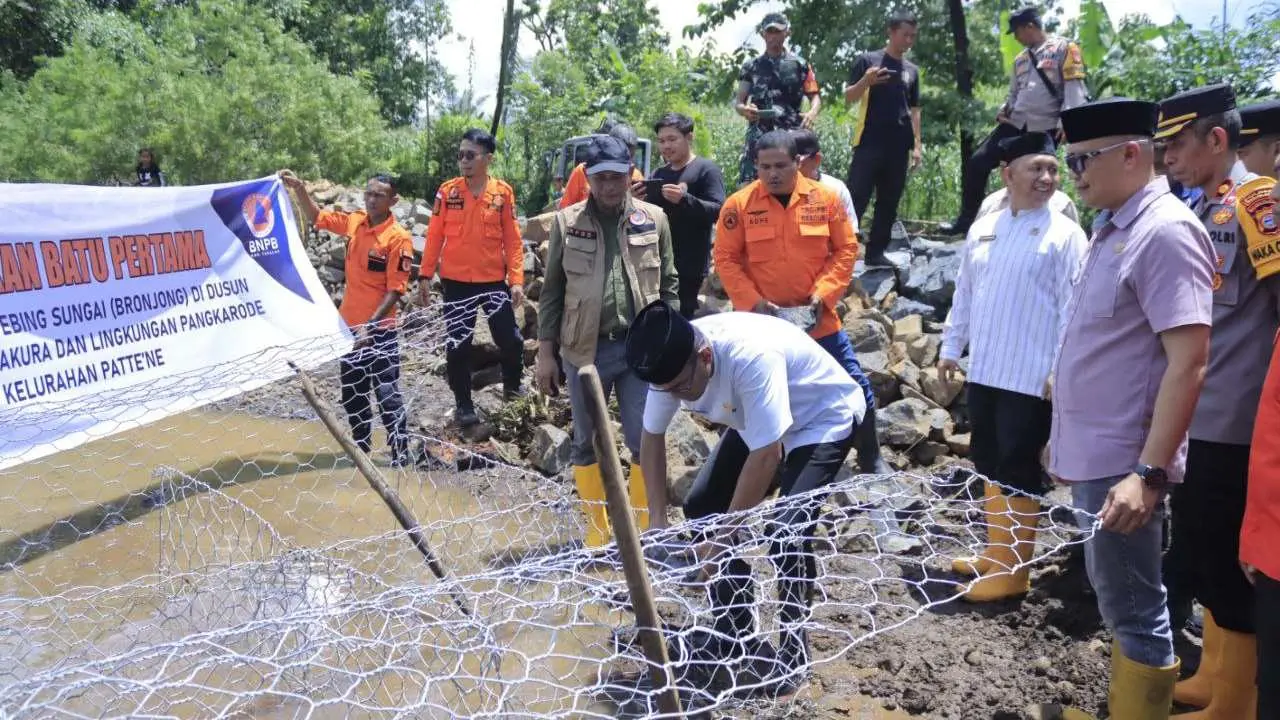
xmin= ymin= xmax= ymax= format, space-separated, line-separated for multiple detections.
xmin=0 ymin=0 xmax=391 ymax=185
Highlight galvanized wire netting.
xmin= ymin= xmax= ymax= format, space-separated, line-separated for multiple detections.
xmin=0 ymin=303 xmax=1095 ymax=719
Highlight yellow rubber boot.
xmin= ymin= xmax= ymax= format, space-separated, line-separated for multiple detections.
xmin=628 ymin=466 xmax=650 ymax=532
xmin=1173 ymin=610 xmax=1222 ymax=709
xmin=573 ymin=464 xmax=611 ymax=548
xmin=963 ymin=495 xmax=1041 ymax=603
xmin=952 ymin=481 xmax=1003 ymax=576
xmin=1109 ymin=642 xmax=1179 ymax=720
xmin=1175 ymin=627 xmax=1257 ymax=719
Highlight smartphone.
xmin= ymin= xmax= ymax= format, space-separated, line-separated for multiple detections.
xmin=643 ymin=179 xmax=667 ymax=205
xmin=756 ymin=106 xmax=782 ymax=121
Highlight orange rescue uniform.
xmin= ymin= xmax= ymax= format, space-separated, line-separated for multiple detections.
xmin=712 ymin=175 xmax=859 ymax=339
xmin=1242 ymin=330 xmax=1280 ymax=580
xmin=423 ymin=176 xmax=524 ymax=287
xmin=558 ymin=162 xmax=645 ymax=209
xmin=315 ymin=209 xmax=414 ymax=329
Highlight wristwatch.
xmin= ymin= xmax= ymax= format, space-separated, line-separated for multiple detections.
xmin=1133 ymin=463 xmax=1170 ymax=491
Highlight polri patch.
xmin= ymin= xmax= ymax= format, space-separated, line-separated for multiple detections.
xmin=1212 ymin=208 xmax=1234 ymax=225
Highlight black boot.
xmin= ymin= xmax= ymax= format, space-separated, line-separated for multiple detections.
xmin=854 ymin=404 xmax=891 ymax=475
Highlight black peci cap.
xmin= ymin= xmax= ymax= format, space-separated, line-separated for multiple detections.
xmin=1061 ymin=98 xmax=1159 ymax=143
xmin=998 ymin=131 xmax=1057 ymax=163
xmin=1007 ymin=6 xmax=1041 ymax=33
xmin=625 ymin=301 xmax=695 ymax=385
xmin=1240 ymin=99 xmax=1280 ymax=146
xmin=1155 ymin=83 xmax=1237 ymax=140
xmin=584 ymin=134 xmax=633 ymax=176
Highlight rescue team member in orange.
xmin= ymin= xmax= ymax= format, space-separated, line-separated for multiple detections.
xmin=280 ymin=170 xmax=414 ymax=466
xmin=558 ymin=121 xmax=645 ymax=209
xmin=536 ymin=134 xmax=679 ymax=547
xmin=419 ymin=128 xmax=526 ymax=427
xmin=712 ymin=129 xmax=916 ymax=548
xmin=1240 ymin=159 xmax=1280 ymax=720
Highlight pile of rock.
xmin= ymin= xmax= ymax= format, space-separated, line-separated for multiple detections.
xmin=299 ymin=182 xmax=973 ymax=476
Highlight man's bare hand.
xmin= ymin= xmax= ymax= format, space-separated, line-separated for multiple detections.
xmin=660 ymin=183 xmax=687 ymax=204
xmin=535 ymin=344 xmax=560 ymax=397
xmin=1099 ymin=473 xmax=1161 ymax=534
xmin=937 ymin=358 xmax=961 ymax=383
xmin=738 ymin=103 xmax=760 ymax=121
xmin=911 ymin=147 xmax=923 ymax=170
xmin=278 ymin=169 xmax=304 ymax=189
xmin=864 ymin=66 xmax=892 ymax=86
xmin=352 ymin=325 xmax=371 ymax=350
xmin=996 ymin=110 xmax=1011 ymax=125
xmin=801 ymin=109 xmax=819 ymax=129
xmin=417 ymin=285 xmax=434 ymax=307
xmin=1242 ymin=561 xmax=1259 ymax=586
xmin=630 ymin=180 xmax=647 ymax=199
xmin=510 ymin=284 xmax=525 ymax=307
xmin=751 ymin=299 xmax=781 ymax=315
xmin=1042 ymin=375 xmax=1054 ymax=401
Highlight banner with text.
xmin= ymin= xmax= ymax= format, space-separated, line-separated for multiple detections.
xmin=0 ymin=176 xmax=351 ymax=469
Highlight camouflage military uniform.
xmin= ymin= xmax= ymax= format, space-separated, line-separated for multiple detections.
xmin=738 ymin=52 xmax=819 ymax=184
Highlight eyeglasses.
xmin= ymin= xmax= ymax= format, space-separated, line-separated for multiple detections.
xmin=1064 ymin=139 xmax=1147 ymax=176
xmin=457 ymin=150 xmax=485 ymax=161
xmin=653 ymin=356 xmax=698 ymax=395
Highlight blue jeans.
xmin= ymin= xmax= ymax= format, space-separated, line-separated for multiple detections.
xmin=1072 ymin=475 xmax=1175 ymax=667
xmin=562 ymin=339 xmax=647 ymax=466
xmin=815 ymin=330 xmax=875 ymax=412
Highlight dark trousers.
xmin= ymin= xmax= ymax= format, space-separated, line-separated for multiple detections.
xmin=1256 ymin=571 xmax=1280 ymax=717
xmin=956 ymin=123 xmax=1024 ymax=226
xmin=683 ymin=428 xmax=856 ymax=673
xmin=847 ymin=130 xmax=913 ymax=258
xmin=966 ymin=383 xmax=1051 ymax=495
xmin=1168 ymin=439 xmax=1255 ymax=632
xmin=339 ymin=328 xmax=408 ymax=460
xmin=441 ymin=279 xmax=524 ymax=410
xmin=675 ymin=257 xmax=708 ymax=319
xmin=814 ymin=330 xmax=885 ymax=473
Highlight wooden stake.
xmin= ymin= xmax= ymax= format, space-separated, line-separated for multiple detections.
xmin=290 ymin=361 xmax=470 ymax=618
xmin=577 ymin=365 xmax=684 ymax=717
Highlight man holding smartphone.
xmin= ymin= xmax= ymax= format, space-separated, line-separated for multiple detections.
xmin=844 ymin=11 xmax=922 ymax=266
xmin=634 ymin=112 xmax=726 ymax=318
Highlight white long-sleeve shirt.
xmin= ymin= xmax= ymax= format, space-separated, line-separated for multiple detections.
xmin=941 ymin=205 xmax=1087 ymax=398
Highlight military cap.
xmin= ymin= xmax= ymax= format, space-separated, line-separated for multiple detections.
xmin=1240 ymin=99 xmax=1280 ymax=146
xmin=1007 ymin=6 xmax=1041 ymax=33
xmin=999 ymin=131 xmax=1057 ymax=163
xmin=1061 ymin=98 xmax=1159 ymax=143
xmin=760 ymin=12 xmax=789 ymax=31
xmin=626 ymin=300 xmax=695 ymax=385
xmin=1155 ymin=83 xmax=1237 ymax=140
xmin=584 ymin=135 xmax=632 ymax=176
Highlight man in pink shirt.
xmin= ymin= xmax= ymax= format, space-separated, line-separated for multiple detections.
xmin=1050 ymin=98 xmax=1215 ymax=719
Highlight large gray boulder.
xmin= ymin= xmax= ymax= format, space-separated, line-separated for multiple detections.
xmin=877 ymin=397 xmax=934 ymax=447
xmin=531 ymin=424 xmax=571 ymax=475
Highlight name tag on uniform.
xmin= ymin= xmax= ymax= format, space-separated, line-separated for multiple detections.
xmin=367 ymin=250 xmax=388 ymax=272
xmin=978 ymin=234 xmax=995 ymax=242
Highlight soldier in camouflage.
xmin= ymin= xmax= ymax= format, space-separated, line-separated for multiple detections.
xmin=733 ymin=12 xmax=821 ymax=186
xmin=941 ymin=6 xmax=1088 ymax=236
xmin=1158 ymin=84 xmax=1280 ymax=715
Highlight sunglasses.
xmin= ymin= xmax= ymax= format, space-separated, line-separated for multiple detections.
xmin=1064 ymin=139 xmax=1147 ymax=176
xmin=457 ymin=150 xmax=486 ymax=161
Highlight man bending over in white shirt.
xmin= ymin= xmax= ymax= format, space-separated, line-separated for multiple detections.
xmin=628 ymin=300 xmax=866 ymax=698
xmin=939 ymin=130 xmax=1086 ymax=604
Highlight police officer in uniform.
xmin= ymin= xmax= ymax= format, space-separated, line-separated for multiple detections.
xmin=1238 ymin=99 xmax=1280 ymax=179
xmin=733 ymin=12 xmax=821 ymax=186
xmin=941 ymin=6 xmax=1088 ymax=236
xmin=1157 ymin=83 xmax=1280 ymax=717
xmin=536 ymin=135 xmax=679 ymax=548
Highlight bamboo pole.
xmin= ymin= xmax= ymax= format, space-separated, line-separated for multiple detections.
xmin=577 ymin=365 xmax=683 ymax=717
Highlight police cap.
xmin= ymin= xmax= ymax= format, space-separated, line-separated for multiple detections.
xmin=584 ymin=135 xmax=632 ymax=176
xmin=1240 ymin=99 xmax=1280 ymax=146
xmin=1061 ymin=98 xmax=1159 ymax=144
xmin=760 ymin=12 xmax=789 ymax=31
xmin=1007 ymin=6 xmax=1041 ymax=33
xmin=626 ymin=301 xmax=695 ymax=385
xmin=1155 ymin=83 xmax=1237 ymax=140
xmin=999 ymin=131 xmax=1057 ymax=163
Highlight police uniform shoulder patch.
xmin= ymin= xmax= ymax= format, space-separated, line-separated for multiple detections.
xmin=1063 ymin=42 xmax=1085 ymax=80
xmin=1238 ymin=177 xmax=1280 ymax=280
xmin=1215 ymin=179 xmax=1234 ymax=200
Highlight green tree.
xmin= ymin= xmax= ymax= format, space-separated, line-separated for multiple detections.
xmin=0 ymin=0 xmax=392 ymax=185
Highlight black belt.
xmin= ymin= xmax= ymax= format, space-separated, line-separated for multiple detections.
xmin=600 ymin=329 xmax=627 ymax=342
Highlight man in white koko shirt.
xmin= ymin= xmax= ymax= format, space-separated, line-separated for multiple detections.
xmin=627 ymin=300 xmax=865 ymax=699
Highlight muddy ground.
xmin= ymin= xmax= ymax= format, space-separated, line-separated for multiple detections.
xmin=212 ymin=356 xmax=1205 ymax=720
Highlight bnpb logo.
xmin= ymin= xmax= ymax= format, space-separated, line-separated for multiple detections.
xmin=241 ymin=193 xmax=276 ymax=239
